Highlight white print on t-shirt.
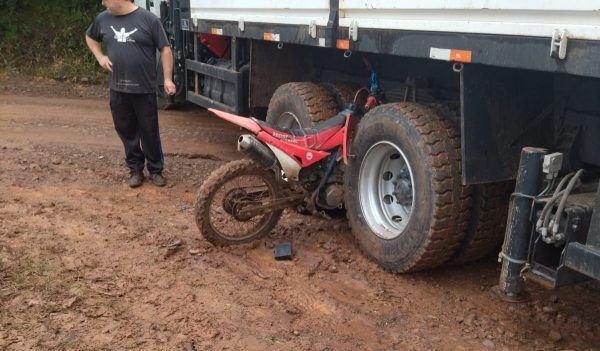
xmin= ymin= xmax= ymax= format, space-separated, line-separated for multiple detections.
xmin=110 ymin=26 xmax=138 ymax=42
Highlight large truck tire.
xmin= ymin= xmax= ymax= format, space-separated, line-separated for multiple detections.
xmin=438 ymin=117 xmax=473 ymax=252
xmin=427 ymin=102 xmax=512 ymax=265
xmin=321 ymin=82 xmax=360 ymax=110
xmin=450 ymin=181 xmax=514 ymax=264
xmin=345 ymin=103 xmax=469 ymax=272
xmin=266 ymin=82 xmax=339 ymax=128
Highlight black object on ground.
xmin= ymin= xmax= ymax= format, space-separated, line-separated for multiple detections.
xmin=275 ymin=242 xmax=293 ymax=260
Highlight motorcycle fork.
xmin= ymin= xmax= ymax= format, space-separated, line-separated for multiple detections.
xmin=307 ymin=148 xmax=340 ymax=215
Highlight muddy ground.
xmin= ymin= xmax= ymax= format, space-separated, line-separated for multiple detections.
xmin=0 ymin=74 xmax=599 ymax=351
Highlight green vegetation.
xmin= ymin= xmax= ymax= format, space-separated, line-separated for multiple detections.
xmin=0 ymin=0 xmax=106 ymax=82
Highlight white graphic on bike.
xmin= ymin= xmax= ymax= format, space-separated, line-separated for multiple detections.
xmin=111 ymin=26 xmax=138 ymax=42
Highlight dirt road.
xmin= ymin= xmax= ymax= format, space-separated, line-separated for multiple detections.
xmin=1 ymin=75 xmax=599 ymax=351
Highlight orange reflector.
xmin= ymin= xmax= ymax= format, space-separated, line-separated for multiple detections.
xmin=336 ymin=39 xmax=350 ymax=50
xmin=263 ymin=33 xmax=280 ymax=41
xmin=450 ymin=49 xmax=472 ymax=63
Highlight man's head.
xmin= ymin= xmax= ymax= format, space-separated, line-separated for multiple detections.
xmin=102 ymin=0 xmax=136 ymax=15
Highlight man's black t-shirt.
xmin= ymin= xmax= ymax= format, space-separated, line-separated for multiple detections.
xmin=86 ymin=8 xmax=169 ymax=94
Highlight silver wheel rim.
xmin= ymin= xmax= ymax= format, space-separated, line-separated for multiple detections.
xmin=358 ymin=141 xmax=415 ymax=239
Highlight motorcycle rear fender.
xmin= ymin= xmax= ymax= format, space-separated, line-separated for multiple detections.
xmin=208 ymin=108 xmax=261 ymax=134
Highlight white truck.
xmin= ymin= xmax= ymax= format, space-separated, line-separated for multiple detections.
xmin=137 ymin=0 xmax=600 ymax=298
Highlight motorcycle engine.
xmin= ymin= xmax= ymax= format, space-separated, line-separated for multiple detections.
xmin=318 ymin=183 xmax=345 ymax=209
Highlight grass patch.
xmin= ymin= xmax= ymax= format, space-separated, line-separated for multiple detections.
xmin=0 ymin=0 xmax=106 ymax=83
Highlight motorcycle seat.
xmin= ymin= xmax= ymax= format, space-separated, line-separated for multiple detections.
xmin=253 ymin=111 xmax=346 ymax=136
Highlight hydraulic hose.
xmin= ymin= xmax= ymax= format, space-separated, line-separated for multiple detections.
xmin=538 ymin=189 xmax=565 ymax=231
xmin=551 ymin=169 xmax=583 ymax=234
xmin=536 ymin=172 xmax=573 ymax=231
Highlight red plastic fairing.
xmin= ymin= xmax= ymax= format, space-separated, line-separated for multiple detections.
xmin=199 ymin=34 xmax=231 ymax=59
xmin=257 ymin=132 xmax=331 ymax=168
xmin=342 ymin=114 xmax=359 ymax=165
xmin=208 ymin=108 xmax=261 ymax=134
xmin=259 ymin=124 xmax=343 ymax=150
xmin=318 ymin=124 xmax=346 ymax=151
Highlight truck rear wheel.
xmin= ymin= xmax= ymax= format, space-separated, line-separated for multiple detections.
xmin=451 ymin=181 xmax=513 ymax=264
xmin=266 ymin=82 xmax=339 ymax=128
xmin=345 ymin=103 xmax=467 ymax=272
xmin=427 ymin=103 xmax=511 ymax=265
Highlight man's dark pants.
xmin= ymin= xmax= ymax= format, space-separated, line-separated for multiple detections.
xmin=109 ymin=90 xmax=164 ymax=175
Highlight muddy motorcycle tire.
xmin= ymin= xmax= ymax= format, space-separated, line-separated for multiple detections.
xmin=195 ymin=159 xmax=283 ymax=246
xmin=345 ymin=103 xmax=468 ymax=273
xmin=266 ymin=82 xmax=339 ymax=128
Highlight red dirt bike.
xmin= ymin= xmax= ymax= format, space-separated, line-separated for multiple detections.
xmin=194 ymin=99 xmax=369 ymax=246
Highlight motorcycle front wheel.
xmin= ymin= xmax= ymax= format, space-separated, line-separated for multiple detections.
xmin=195 ymin=159 xmax=283 ymax=246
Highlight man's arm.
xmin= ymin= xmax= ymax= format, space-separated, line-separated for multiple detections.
xmin=160 ymin=46 xmax=176 ymax=95
xmin=85 ymin=35 xmax=113 ymax=72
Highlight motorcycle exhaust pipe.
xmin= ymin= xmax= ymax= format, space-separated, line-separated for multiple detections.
xmin=237 ymin=134 xmax=278 ymax=169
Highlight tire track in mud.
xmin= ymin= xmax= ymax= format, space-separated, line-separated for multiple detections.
xmin=1 ymin=81 xmax=600 ymax=350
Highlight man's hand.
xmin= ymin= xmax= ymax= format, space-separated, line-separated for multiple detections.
xmin=160 ymin=46 xmax=175 ymax=96
xmin=98 ymin=55 xmax=113 ymax=72
xmin=164 ymin=79 xmax=176 ymax=95
xmin=85 ymin=36 xmax=112 ymax=73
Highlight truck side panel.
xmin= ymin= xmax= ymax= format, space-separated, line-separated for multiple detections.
xmin=168 ymin=0 xmax=600 ymax=183
xmin=339 ymin=1 xmax=600 ymax=40
xmin=189 ymin=0 xmax=331 ymax=26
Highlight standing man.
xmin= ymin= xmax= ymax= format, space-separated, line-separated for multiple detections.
xmin=86 ymin=0 xmax=175 ymax=188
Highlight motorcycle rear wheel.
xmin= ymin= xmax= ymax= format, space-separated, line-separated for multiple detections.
xmin=195 ymin=159 xmax=283 ymax=246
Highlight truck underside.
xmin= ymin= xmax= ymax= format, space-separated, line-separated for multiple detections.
xmin=144 ymin=0 xmax=600 ymax=293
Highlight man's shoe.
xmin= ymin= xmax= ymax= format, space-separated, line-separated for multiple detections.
xmin=128 ymin=172 xmax=145 ymax=188
xmin=150 ymin=172 xmax=166 ymax=187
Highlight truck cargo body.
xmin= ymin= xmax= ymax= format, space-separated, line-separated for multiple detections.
xmin=155 ymin=0 xmax=600 ymax=182
xmin=184 ymin=0 xmax=600 ymax=77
